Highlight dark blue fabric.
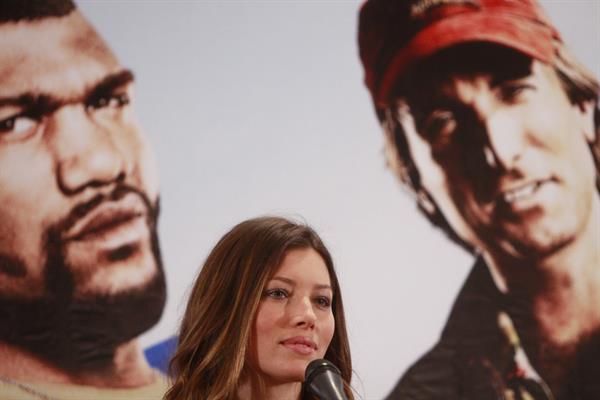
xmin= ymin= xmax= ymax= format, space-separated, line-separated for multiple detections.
xmin=144 ymin=335 xmax=178 ymax=374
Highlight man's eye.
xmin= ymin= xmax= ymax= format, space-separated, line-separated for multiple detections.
xmin=265 ymin=289 xmax=288 ymax=299
xmin=499 ymin=83 xmax=533 ymax=103
xmin=421 ymin=110 xmax=457 ymax=143
xmin=87 ymin=93 xmax=130 ymax=111
xmin=0 ymin=114 xmax=39 ymax=140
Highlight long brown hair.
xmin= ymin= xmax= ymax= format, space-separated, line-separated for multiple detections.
xmin=164 ymin=216 xmax=353 ymax=400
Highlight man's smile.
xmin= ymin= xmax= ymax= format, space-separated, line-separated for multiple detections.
xmin=498 ymin=178 xmax=556 ymax=207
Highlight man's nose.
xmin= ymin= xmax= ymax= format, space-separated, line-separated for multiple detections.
xmin=49 ymin=105 xmax=129 ymax=194
xmin=289 ymin=296 xmax=317 ymax=329
xmin=480 ymin=110 xmax=526 ymax=171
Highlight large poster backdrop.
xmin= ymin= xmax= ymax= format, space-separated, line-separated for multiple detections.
xmin=82 ymin=1 xmax=461 ymax=396
xmin=82 ymin=1 xmax=597 ymax=398
xmin=0 ymin=1 xmax=598 ymax=399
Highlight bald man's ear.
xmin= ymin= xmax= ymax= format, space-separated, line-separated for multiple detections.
xmin=578 ymin=100 xmax=596 ymax=143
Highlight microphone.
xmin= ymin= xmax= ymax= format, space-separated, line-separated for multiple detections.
xmin=304 ymin=359 xmax=349 ymax=400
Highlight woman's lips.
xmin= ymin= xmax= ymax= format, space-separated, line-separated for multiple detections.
xmin=281 ymin=337 xmax=317 ymax=355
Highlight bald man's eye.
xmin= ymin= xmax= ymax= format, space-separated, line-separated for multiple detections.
xmin=86 ymin=92 xmax=130 ymax=113
xmin=0 ymin=113 xmax=40 ymax=141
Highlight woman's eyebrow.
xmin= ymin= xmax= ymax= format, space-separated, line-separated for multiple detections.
xmin=269 ymin=277 xmax=294 ymax=285
xmin=314 ymin=284 xmax=333 ymax=291
xmin=269 ymin=277 xmax=332 ymax=291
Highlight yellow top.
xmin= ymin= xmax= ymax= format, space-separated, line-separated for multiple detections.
xmin=0 ymin=372 xmax=169 ymax=400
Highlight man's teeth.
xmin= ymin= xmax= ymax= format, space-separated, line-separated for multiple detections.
xmin=503 ymin=182 xmax=539 ymax=203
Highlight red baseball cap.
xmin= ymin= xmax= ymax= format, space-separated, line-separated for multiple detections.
xmin=358 ymin=0 xmax=562 ymax=106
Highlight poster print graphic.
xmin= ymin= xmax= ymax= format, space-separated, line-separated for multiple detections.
xmin=358 ymin=0 xmax=600 ymax=399
xmin=0 ymin=1 xmax=167 ymax=399
xmin=2 ymin=0 xmax=596 ymax=399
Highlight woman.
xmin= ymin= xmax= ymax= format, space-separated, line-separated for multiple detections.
xmin=165 ymin=216 xmax=353 ymax=400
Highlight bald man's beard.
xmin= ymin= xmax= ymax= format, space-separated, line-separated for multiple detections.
xmin=0 ymin=201 xmax=166 ymax=372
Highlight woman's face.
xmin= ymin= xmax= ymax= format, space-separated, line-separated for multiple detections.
xmin=250 ymin=247 xmax=335 ymax=384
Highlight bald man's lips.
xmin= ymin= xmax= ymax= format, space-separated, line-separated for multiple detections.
xmin=62 ymin=195 xmax=149 ymax=249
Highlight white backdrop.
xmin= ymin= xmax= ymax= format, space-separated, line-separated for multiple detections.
xmin=80 ymin=1 xmax=599 ymax=398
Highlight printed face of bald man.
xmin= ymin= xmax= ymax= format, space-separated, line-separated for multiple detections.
xmin=0 ymin=11 xmax=165 ymax=364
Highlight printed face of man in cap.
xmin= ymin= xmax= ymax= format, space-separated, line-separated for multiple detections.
xmin=396 ymin=45 xmax=597 ymax=260
xmin=0 ymin=9 xmax=165 ymax=358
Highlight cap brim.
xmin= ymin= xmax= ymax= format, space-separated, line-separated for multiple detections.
xmin=378 ymin=12 xmax=557 ymax=104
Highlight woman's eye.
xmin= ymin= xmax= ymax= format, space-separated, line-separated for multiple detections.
xmin=315 ymin=296 xmax=332 ymax=308
xmin=0 ymin=114 xmax=39 ymax=141
xmin=265 ymin=289 xmax=288 ymax=299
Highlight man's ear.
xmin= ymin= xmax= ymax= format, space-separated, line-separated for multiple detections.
xmin=578 ymin=100 xmax=596 ymax=143
xmin=416 ymin=189 xmax=436 ymax=217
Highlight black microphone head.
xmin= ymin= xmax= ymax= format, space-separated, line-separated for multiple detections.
xmin=304 ymin=359 xmax=348 ymax=400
